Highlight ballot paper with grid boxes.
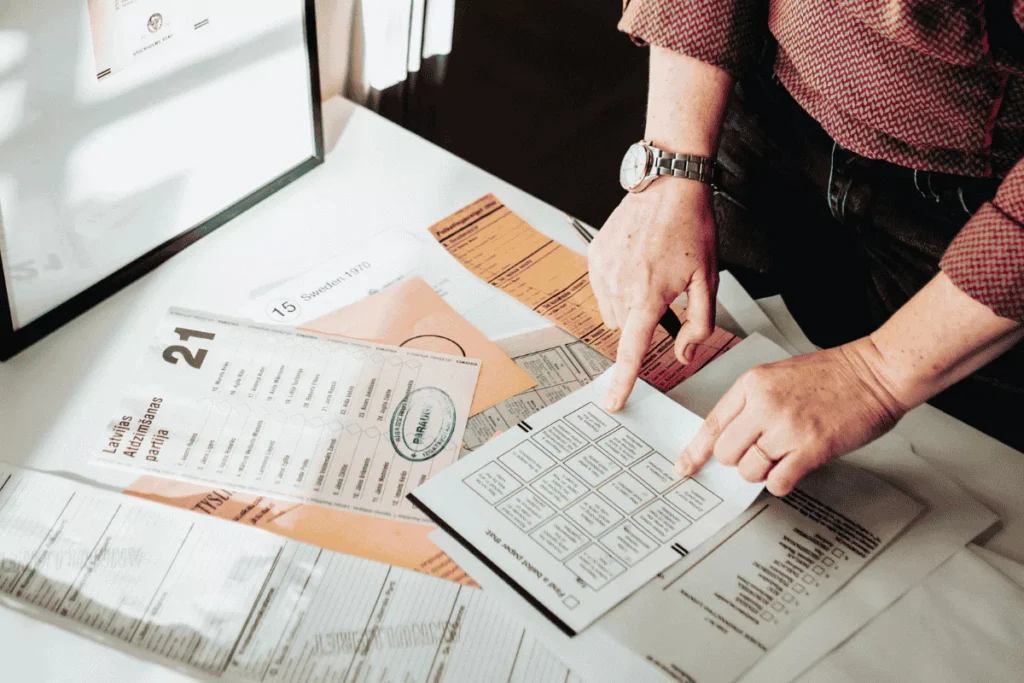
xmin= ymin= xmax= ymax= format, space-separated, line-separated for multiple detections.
xmin=410 ymin=371 xmax=764 ymax=634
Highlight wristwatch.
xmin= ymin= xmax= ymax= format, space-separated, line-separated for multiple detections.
xmin=619 ymin=140 xmax=717 ymax=193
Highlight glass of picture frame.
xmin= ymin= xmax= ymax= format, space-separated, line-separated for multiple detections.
xmin=0 ymin=0 xmax=324 ymax=360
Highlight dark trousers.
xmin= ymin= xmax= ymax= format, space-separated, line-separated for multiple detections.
xmin=713 ymin=71 xmax=1024 ymax=451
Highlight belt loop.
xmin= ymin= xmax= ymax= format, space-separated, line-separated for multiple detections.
xmin=827 ymin=141 xmax=839 ymax=207
xmin=912 ymin=169 xmax=928 ymax=199
xmin=957 ymin=186 xmax=973 ymax=216
xmin=826 ymin=141 xmax=851 ymax=222
xmin=925 ymin=172 xmax=941 ymax=203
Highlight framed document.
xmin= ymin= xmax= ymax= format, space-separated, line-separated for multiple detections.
xmin=0 ymin=0 xmax=323 ymax=360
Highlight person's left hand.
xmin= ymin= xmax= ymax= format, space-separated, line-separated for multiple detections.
xmin=676 ymin=338 xmax=909 ymax=496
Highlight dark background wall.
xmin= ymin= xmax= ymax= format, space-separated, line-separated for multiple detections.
xmin=422 ymin=1 xmax=649 ymax=228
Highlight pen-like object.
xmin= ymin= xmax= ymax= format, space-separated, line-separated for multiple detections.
xmin=564 ymin=215 xmax=683 ymax=340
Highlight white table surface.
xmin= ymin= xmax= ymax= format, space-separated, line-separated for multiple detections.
xmin=0 ymin=96 xmax=572 ymax=683
xmin=1 ymin=96 xmax=1022 ymax=682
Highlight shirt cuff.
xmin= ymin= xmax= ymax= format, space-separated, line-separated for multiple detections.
xmin=618 ymin=0 xmax=765 ymax=79
xmin=940 ymin=163 xmax=1024 ymax=322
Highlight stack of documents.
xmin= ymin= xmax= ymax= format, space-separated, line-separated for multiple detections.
xmin=0 ymin=462 xmax=580 ymax=682
xmin=710 ymin=274 xmax=1024 ymax=682
xmin=2 ymin=195 xmax=1022 ymax=682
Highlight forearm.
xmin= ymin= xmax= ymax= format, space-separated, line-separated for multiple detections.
xmin=644 ymin=46 xmax=733 ymax=158
xmin=864 ymin=272 xmax=1024 ymax=409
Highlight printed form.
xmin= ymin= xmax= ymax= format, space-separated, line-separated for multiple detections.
xmin=604 ymin=461 xmax=924 ymax=682
xmin=410 ymin=372 xmax=764 ymax=634
xmin=91 ymin=308 xmax=480 ymax=523
xmin=0 ymin=462 xmax=579 ymax=683
xmin=464 ymin=326 xmax=612 ymax=452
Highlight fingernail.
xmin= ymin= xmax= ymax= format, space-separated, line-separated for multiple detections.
xmin=603 ymin=393 xmax=622 ymax=412
xmin=675 ymin=455 xmax=691 ymax=477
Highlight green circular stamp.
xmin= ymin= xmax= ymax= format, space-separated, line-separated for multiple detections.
xmin=390 ymin=387 xmax=457 ymax=462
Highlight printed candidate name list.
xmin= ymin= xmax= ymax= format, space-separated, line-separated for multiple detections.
xmin=92 ymin=308 xmax=480 ymax=523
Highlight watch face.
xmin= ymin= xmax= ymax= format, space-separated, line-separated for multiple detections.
xmin=619 ymin=142 xmax=650 ymax=190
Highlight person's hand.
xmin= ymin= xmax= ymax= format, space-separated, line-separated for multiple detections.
xmin=589 ymin=179 xmax=718 ymax=412
xmin=676 ymin=338 xmax=908 ymax=496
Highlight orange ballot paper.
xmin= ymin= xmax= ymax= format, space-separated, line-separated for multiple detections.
xmin=430 ymin=195 xmax=740 ymax=391
xmin=301 ymin=277 xmax=535 ymax=416
xmin=125 ymin=476 xmax=476 ymax=584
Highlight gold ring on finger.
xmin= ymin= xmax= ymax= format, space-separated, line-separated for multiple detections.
xmin=752 ymin=442 xmax=774 ymax=466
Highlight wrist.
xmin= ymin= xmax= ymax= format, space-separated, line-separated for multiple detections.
xmin=640 ymin=136 xmax=718 ymax=160
xmin=641 ymin=173 xmax=713 ymax=203
xmin=863 ymin=273 xmax=1024 ymax=409
xmin=841 ymin=337 xmax=913 ymax=419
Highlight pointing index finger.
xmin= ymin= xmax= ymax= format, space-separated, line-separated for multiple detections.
xmin=604 ymin=306 xmax=662 ymax=412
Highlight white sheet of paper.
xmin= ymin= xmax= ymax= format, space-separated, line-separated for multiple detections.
xmin=969 ymin=543 xmax=1024 ymax=587
xmin=463 ymin=326 xmax=613 ymax=452
xmin=892 ymin=405 xmax=1024 ymax=564
xmin=410 ymin=371 xmax=765 ymax=634
xmin=755 ymin=295 xmax=818 ymax=355
xmin=0 ymin=462 xmax=581 ymax=683
xmin=716 ymin=273 xmax=800 ymax=356
xmin=90 ymin=308 xmax=480 ymax=524
xmin=430 ymin=529 xmax=664 ymax=682
xmin=747 ymin=289 xmax=1024 ymax=680
xmin=241 ymin=228 xmax=548 ymax=339
xmin=799 ymin=547 xmax=1024 ymax=683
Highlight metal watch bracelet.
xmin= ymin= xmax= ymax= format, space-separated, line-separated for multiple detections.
xmin=652 ymin=151 xmax=717 ymax=186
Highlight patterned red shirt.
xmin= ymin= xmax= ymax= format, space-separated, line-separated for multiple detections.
xmin=620 ymin=0 xmax=1024 ymax=322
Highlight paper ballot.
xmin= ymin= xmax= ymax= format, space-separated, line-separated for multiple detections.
xmin=0 ymin=462 xmax=580 ymax=683
xmin=409 ymin=371 xmax=765 ymax=634
xmin=91 ymin=308 xmax=480 ymax=524
xmin=464 ymin=326 xmax=613 ymax=452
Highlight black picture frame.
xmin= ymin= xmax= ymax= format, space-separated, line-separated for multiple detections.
xmin=0 ymin=0 xmax=324 ymax=362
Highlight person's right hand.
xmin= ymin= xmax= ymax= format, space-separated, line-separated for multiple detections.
xmin=589 ymin=179 xmax=719 ymax=412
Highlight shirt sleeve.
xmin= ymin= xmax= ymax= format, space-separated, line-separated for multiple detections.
xmin=940 ymin=159 xmax=1024 ymax=322
xmin=618 ymin=0 xmax=768 ymax=78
